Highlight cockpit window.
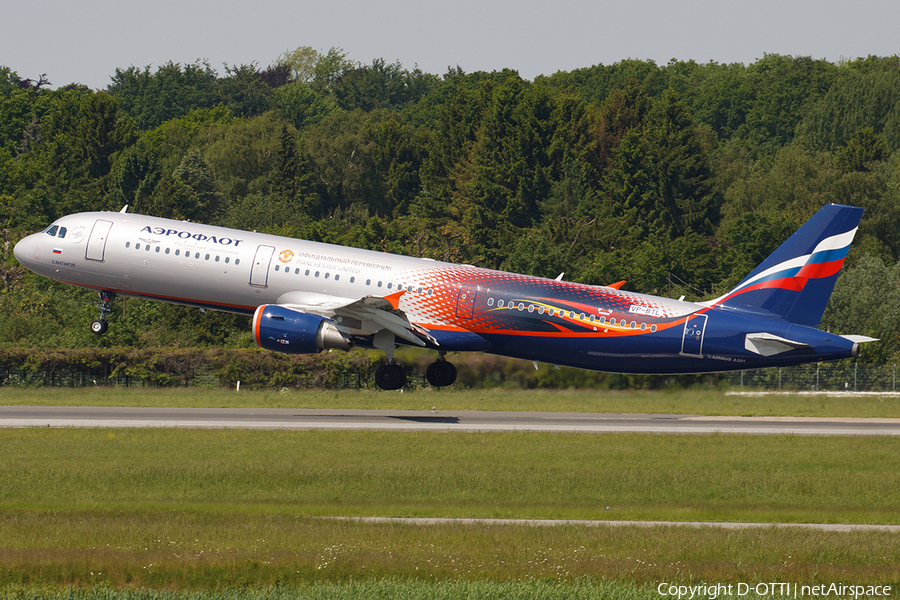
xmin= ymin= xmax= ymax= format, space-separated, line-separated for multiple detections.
xmin=45 ymin=225 xmax=59 ymax=237
xmin=57 ymin=227 xmax=67 ymax=239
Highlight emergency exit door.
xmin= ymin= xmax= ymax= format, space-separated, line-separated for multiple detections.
xmin=250 ymin=245 xmax=275 ymax=287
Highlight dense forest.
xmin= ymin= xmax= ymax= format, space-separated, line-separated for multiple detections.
xmin=2 ymin=49 xmax=900 ymax=373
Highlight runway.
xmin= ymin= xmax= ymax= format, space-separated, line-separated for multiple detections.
xmin=2 ymin=405 xmax=900 ymax=436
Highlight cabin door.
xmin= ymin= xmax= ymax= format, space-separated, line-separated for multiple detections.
xmin=85 ymin=220 xmax=113 ymax=262
xmin=455 ymin=284 xmax=477 ymax=319
xmin=680 ymin=314 xmax=708 ymax=357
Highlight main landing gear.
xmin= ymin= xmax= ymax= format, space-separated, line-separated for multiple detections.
xmin=90 ymin=290 xmax=115 ymax=335
xmin=373 ymin=354 xmax=458 ymax=391
xmin=425 ymin=356 xmax=457 ymax=387
xmin=375 ymin=362 xmax=407 ymax=391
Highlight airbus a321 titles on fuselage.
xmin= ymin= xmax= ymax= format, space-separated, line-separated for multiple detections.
xmin=14 ymin=204 xmax=875 ymax=390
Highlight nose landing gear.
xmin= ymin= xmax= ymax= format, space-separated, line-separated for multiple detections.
xmin=90 ymin=290 xmax=115 ymax=335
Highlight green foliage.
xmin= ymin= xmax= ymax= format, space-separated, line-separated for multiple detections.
xmin=822 ymin=254 xmax=900 ymax=362
xmin=5 ymin=53 xmax=900 ymax=370
xmin=109 ymin=61 xmax=220 ymax=130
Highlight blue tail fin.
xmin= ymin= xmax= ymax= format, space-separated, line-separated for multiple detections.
xmin=711 ymin=204 xmax=863 ymax=327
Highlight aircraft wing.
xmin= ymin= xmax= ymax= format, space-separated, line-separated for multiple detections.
xmin=275 ymin=290 xmax=435 ymax=347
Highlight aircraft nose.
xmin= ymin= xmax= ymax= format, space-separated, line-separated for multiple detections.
xmin=13 ymin=234 xmax=37 ymax=267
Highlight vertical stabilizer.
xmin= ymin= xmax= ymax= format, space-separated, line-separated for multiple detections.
xmin=710 ymin=204 xmax=863 ymax=327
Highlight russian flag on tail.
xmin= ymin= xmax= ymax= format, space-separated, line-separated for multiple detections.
xmin=708 ymin=204 xmax=863 ymax=328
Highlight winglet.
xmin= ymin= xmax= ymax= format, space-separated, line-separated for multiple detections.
xmin=608 ymin=280 xmax=627 ymax=290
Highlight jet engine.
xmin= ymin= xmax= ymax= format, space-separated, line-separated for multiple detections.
xmin=253 ymin=305 xmax=352 ymax=354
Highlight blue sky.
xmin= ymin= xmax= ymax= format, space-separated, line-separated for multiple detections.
xmin=3 ymin=0 xmax=899 ymax=89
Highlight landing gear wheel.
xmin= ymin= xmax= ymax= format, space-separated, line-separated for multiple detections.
xmin=375 ymin=363 xmax=407 ymax=390
xmin=92 ymin=290 xmax=116 ymax=335
xmin=90 ymin=319 xmax=109 ymax=335
xmin=426 ymin=360 xmax=457 ymax=387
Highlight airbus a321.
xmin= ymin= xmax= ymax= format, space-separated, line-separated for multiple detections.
xmin=14 ymin=203 xmax=875 ymax=389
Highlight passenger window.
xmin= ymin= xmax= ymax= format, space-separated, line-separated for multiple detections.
xmin=377 ymin=281 xmax=382 ymax=287
xmin=295 ymin=268 xmax=300 ymax=274
xmin=366 ymin=279 xmax=371 ymax=285
xmin=235 ymin=259 xmax=240 ymax=265
xmin=350 ymin=277 xmax=355 ymax=283
xmin=325 ymin=273 xmax=330 ymax=279
xmin=315 ymin=271 xmax=320 ymax=277
xmin=165 ymin=248 xmax=170 ymax=255
xmin=225 ymin=257 xmax=230 ymax=264
xmin=488 ymin=298 xmax=494 ymax=307
xmin=387 ymin=283 xmax=393 ymax=289
xmin=275 ymin=265 xmax=280 ymax=271
xmin=215 ymin=255 xmax=220 ymax=262
xmin=305 ymin=269 xmax=310 ymax=276
xmin=125 ymin=242 xmax=131 ymax=248
xmin=498 ymin=300 xmax=505 ymax=308
xmin=334 ymin=274 xmax=339 ymax=281
xmin=175 ymin=249 xmax=180 ymax=256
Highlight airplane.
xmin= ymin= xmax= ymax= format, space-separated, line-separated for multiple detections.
xmin=13 ymin=203 xmax=875 ymax=390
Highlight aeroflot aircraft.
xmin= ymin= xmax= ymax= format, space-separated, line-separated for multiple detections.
xmin=14 ymin=203 xmax=875 ymax=389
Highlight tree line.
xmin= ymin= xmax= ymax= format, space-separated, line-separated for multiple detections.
xmin=2 ymin=49 xmax=900 ymax=373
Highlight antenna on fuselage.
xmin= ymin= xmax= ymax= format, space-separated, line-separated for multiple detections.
xmin=119 ymin=205 xmax=129 ymax=213
xmin=555 ymin=273 xmax=564 ymax=281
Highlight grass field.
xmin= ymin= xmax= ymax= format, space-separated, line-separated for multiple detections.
xmin=2 ymin=388 xmax=899 ymax=597
xmin=1 ymin=427 xmax=899 ymax=592
xmin=4 ymin=386 xmax=900 ymax=417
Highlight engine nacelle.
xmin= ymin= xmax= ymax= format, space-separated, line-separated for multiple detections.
xmin=252 ymin=305 xmax=352 ymax=354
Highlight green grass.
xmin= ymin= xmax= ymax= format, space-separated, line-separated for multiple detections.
xmin=4 ymin=386 xmax=900 ymax=417
xmin=3 ymin=393 xmax=899 ymax=593
xmin=1 ymin=512 xmax=898 ymax=589
xmin=0 ymin=580 xmax=786 ymax=600
xmin=2 ymin=429 xmax=899 ymax=524
xmin=1 ymin=428 xmax=900 ymax=589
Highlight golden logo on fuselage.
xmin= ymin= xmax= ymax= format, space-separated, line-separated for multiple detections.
xmin=279 ymin=249 xmax=294 ymax=263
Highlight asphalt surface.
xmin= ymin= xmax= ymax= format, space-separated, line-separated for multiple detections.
xmin=2 ymin=405 xmax=900 ymax=435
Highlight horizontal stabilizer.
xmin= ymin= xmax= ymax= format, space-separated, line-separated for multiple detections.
xmin=841 ymin=334 xmax=879 ymax=344
xmin=744 ymin=332 xmax=810 ymax=357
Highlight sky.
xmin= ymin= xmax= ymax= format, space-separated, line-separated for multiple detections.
xmin=3 ymin=0 xmax=899 ymax=90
